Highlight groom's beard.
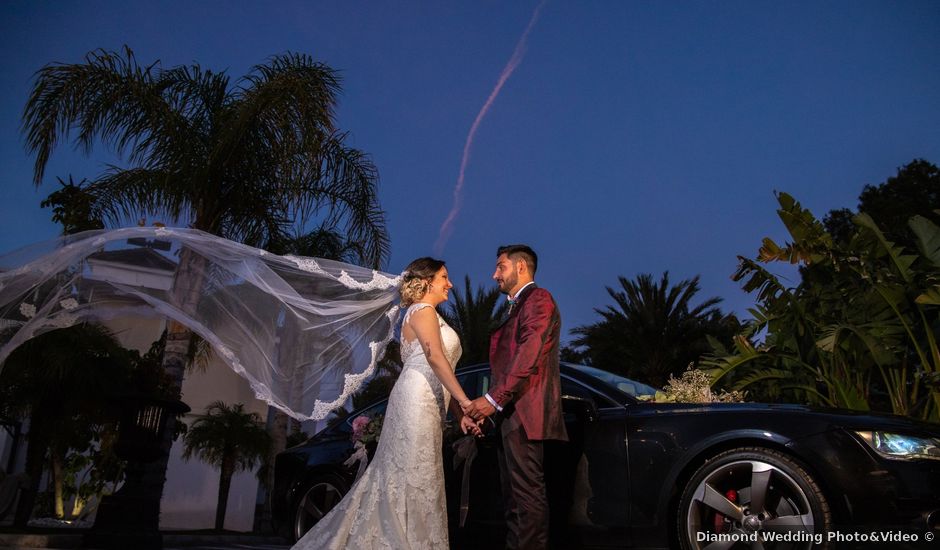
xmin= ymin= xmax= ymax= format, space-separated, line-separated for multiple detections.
xmin=497 ymin=273 xmax=517 ymax=294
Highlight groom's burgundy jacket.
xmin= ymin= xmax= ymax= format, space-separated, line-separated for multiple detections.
xmin=488 ymin=284 xmax=568 ymax=441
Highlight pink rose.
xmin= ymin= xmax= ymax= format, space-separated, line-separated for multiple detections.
xmin=351 ymin=415 xmax=370 ymax=438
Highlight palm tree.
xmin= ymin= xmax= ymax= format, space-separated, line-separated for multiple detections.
xmin=182 ymin=401 xmax=271 ymax=531
xmin=570 ymin=272 xmax=739 ymax=388
xmin=22 ymin=46 xmax=390 ymax=513
xmin=440 ymin=276 xmax=508 ymax=368
xmin=23 ymin=47 xmax=387 ymax=262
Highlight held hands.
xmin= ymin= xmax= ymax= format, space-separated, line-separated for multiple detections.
xmin=457 ymin=398 xmax=490 ymax=437
xmin=464 ymin=396 xmax=496 ymax=421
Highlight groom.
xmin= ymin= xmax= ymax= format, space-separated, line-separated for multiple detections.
xmin=466 ymin=244 xmax=568 ymax=550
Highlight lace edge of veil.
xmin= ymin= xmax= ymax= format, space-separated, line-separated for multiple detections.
xmin=0 ymin=226 xmax=405 ymax=423
xmin=307 ymin=304 xmax=401 ymax=421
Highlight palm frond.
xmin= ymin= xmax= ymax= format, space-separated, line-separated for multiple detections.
xmin=22 ymin=47 xmax=182 ymax=184
xmin=296 ymin=136 xmax=388 ymax=268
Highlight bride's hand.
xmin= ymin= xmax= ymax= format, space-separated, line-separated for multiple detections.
xmin=459 ymin=399 xmax=472 ymax=414
xmin=460 ymin=415 xmax=483 ymax=437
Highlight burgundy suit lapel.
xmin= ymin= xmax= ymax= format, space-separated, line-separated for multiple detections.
xmin=494 ymin=283 xmax=538 ymax=329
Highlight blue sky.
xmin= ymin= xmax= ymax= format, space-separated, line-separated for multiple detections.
xmin=1 ymin=1 xmax=938 ymax=342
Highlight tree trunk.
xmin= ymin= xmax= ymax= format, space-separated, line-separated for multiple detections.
xmin=14 ymin=414 xmax=48 ymax=527
xmin=215 ymin=458 xmax=235 ymax=531
xmin=257 ymin=407 xmax=287 ymax=533
xmin=51 ymin=452 xmax=64 ymax=519
xmin=139 ymin=247 xmax=208 ymax=524
xmin=137 ymin=320 xmax=190 ymax=523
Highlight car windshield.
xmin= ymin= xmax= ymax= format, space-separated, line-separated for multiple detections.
xmin=571 ymin=364 xmax=659 ymax=399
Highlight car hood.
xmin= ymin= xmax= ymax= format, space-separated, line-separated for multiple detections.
xmin=634 ymin=401 xmax=940 ymax=436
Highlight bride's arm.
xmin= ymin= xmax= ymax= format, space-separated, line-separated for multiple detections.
xmin=409 ymin=306 xmax=472 ymax=408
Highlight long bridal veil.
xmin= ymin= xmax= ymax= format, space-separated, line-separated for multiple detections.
xmin=0 ymin=226 xmax=401 ymax=421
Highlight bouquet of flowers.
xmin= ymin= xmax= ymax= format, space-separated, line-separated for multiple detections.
xmin=345 ymin=414 xmax=384 ymax=480
xmin=351 ymin=414 xmax=383 ymax=446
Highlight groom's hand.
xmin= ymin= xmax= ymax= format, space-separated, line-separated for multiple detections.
xmin=465 ymin=396 xmax=496 ymax=421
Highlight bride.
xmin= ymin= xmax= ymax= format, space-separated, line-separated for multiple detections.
xmin=292 ymin=256 xmax=480 ymax=549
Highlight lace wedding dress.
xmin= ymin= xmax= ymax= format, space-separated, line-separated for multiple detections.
xmin=293 ymin=302 xmax=463 ymax=549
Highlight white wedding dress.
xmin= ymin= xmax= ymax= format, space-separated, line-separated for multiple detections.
xmin=292 ymin=302 xmax=463 ymax=549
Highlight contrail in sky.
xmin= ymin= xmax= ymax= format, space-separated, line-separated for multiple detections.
xmin=434 ymin=0 xmax=547 ymax=255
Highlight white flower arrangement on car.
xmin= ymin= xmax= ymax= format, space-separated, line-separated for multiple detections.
xmin=641 ymin=366 xmax=746 ymax=403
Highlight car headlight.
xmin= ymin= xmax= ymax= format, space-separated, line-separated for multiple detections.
xmin=855 ymin=430 xmax=940 ymax=461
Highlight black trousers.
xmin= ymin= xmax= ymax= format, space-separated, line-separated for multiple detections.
xmin=497 ymin=411 xmax=548 ymax=550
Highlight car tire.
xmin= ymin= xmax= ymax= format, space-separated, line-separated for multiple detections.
xmin=292 ymin=473 xmax=350 ymax=542
xmin=677 ymin=447 xmax=831 ymax=550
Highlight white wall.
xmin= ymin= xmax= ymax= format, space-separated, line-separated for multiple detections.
xmin=160 ymin=350 xmax=269 ymax=531
xmin=102 ymin=316 xmax=269 ymax=532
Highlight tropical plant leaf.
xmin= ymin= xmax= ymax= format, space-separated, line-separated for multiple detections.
xmin=777 ymin=383 xmax=835 ymax=407
xmin=909 ymin=215 xmax=940 ymax=268
xmin=771 ymin=192 xmax=832 ymax=263
xmin=916 ymin=285 xmax=940 ymax=306
xmin=730 ymin=367 xmax=793 ymax=390
xmin=732 ymin=257 xmax=791 ymax=305
xmin=758 ymin=238 xmax=797 ymax=264
xmin=728 ymin=173 xmax=940 ymax=419
xmin=705 ymin=334 xmax=728 ymax=356
xmin=854 ymin=213 xmax=916 ymax=283
xmin=816 ymin=323 xmax=894 ymax=367
xmin=700 ymin=335 xmax=766 ymax=384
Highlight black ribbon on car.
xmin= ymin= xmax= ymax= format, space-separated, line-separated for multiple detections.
xmin=343 ymin=442 xmax=369 ymax=481
xmin=452 ymin=435 xmax=479 ymax=527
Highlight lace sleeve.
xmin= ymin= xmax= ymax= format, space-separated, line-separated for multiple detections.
xmin=402 ymin=302 xmax=435 ymax=327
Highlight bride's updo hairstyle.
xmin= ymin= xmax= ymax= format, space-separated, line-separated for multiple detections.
xmin=400 ymin=257 xmax=446 ymax=306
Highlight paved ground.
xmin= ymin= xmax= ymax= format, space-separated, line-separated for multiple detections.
xmin=0 ymin=547 xmax=290 ymax=550
xmin=0 ymin=535 xmax=649 ymax=550
xmin=164 ymin=545 xmax=289 ymax=550
xmin=0 ymin=547 xmax=291 ymax=550
xmin=0 ymin=532 xmax=292 ymax=550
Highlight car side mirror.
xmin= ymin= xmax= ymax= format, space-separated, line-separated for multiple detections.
xmin=562 ymin=395 xmax=597 ymax=422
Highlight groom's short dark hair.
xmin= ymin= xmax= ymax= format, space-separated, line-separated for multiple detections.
xmin=497 ymin=244 xmax=538 ymax=275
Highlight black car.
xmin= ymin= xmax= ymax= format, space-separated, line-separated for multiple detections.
xmin=272 ymin=363 xmax=940 ymax=549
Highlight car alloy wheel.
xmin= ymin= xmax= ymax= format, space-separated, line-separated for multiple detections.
xmin=678 ymin=447 xmax=831 ymax=549
xmin=293 ymin=474 xmax=349 ymax=542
